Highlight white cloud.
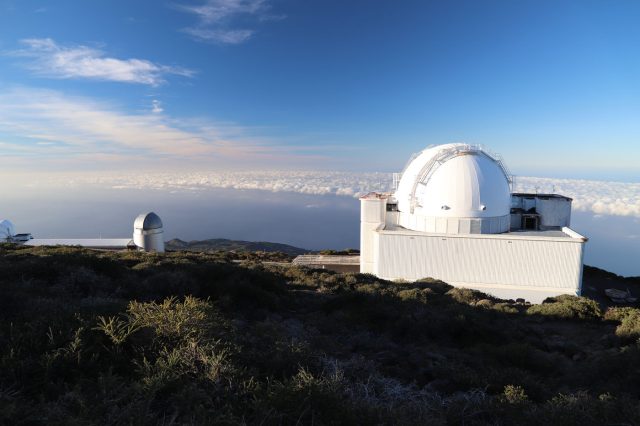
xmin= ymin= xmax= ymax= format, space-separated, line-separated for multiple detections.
xmin=183 ymin=28 xmax=254 ymax=44
xmin=14 ymin=38 xmax=194 ymax=86
xmin=53 ymin=171 xmax=640 ymax=219
xmin=0 ymin=87 xmax=321 ymax=167
xmin=182 ymin=0 xmax=267 ymax=23
xmin=151 ymin=99 xmax=164 ymax=114
xmin=514 ymin=176 xmax=640 ymax=218
xmin=178 ymin=0 xmax=280 ymax=44
xmin=65 ymin=171 xmax=393 ymax=196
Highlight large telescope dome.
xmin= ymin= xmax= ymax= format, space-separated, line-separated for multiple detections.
xmin=394 ymin=143 xmax=512 ymax=234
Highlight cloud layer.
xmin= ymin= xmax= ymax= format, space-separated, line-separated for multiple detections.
xmin=0 ymin=87 xmax=315 ymax=167
xmin=48 ymin=171 xmax=640 ymax=218
xmin=179 ymin=0 xmax=281 ymax=44
xmin=513 ymin=176 xmax=640 ymax=218
xmin=87 ymin=171 xmax=391 ymax=196
xmin=14 ymin=38 xmax=193 ymax=86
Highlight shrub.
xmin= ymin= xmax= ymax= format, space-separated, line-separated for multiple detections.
xmin=127 ymin=296 xmax=216 ymax=341
xmin=527 ymin=295 xmax=602 ymax=320
xmin=604 ymin=306 xmax=636 ymax=322
xmin=397 ymin=288 xmax=432 ymax=303
xmin=617 ymin=314 xmax=640 ymax=341
xmin=493 ymin=302 xmax=519 ymax=314
xmin=502 ymin=384 xmax=529 ymax=404
xmin=605 ymin=307 xmax=640 ymax=341
xmin=446 ymin=287 xmax=494 ymax=305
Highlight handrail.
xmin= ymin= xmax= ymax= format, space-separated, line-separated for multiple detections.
xmin=406 ymin=144 xmax=513 ymax=213
xmin=392 ymin=173 xmax=401 ymax=190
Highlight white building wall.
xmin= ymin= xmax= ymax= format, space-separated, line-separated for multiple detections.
xmin=384 ymin=210 xmax=399 ymax=227
xmin=511 ymin=195 xmax=572 ymax=230
xmin=373 ymin=229 xmax=585 ymax=303
xmin=397 ymin=213 xmax=510 ymax=235
xmin=536 ymin=198 xmax=572 ymax=228
xmin=360 ymin=196 xmax=386 ymax=273
xmin=133 ymin=228 xmax=165 ymax=252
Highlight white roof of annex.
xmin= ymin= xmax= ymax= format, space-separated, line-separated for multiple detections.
xmin=25 ymin=239 xmax=134 ymax=248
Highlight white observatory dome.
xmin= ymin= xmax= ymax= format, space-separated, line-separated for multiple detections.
xmin=133 ymin=212 xmax=165 ymax=252
xmin=394 ymin=143 xmax=512 ymax=234
xmin=0 ymin=219 xmax=16 ymax=241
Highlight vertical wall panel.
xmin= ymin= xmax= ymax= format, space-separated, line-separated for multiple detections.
xmin=375 ymin=231 xmax=584 ymax=301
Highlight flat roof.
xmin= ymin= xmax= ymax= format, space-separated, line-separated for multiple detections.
xmin=512 ymin=193 xmax=573 ymax=201
xmin=506 ymin=229 xmax=569 ymax=238
xmin=25 ymin=238 xmax=134 ymax=248
xmin=359 ymin=192 xmax=390 ymax=200
xmin=380 ymin=225 xmax=586 ymax=242
xmin=292 ymin=255 xmax=360 ymax=265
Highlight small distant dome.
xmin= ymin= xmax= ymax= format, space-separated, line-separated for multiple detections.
xmin=133 ymin=212 xmax=165 ymax=253
xmin=0 ymin=219 xmax=16 ymax=240
xmin=134 ymin=212 xmax=163 ymax=231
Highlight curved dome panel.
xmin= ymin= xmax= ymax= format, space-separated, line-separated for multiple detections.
xmin=134 ymin=212 xmax=163 ymax=230
xmin=394 ymin=144 xmax=512 ymax=234
xmin=414 ymin=153 xmax=510 ymax=217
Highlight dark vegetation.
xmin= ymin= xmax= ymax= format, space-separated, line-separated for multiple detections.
xmin=165 ymin=238 xmax=309 ymax=257
xmin=1 ymin=243 xmax=639 ymax=425
xmin=317 ymin=249 xmax=360 ymax=256
xmin=582 ymin=264 xmax=640 ymax=305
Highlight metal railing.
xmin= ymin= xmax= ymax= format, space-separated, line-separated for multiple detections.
xmin=407 ymin=144 xmax=513 ymax=213
xmin=392 ymin=173 xmax=401 ymax=191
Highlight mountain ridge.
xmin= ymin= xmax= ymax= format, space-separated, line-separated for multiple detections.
xmin=165 ymin=238 xmax=311 ymax=256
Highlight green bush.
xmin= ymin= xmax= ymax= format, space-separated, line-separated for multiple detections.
xmin=605 ymin=307 xmax=640 ymax=341
xmin=502 ymin=384 xmax=529 ymax=404
xmin=396 ymin=288 xmax=432 ymax=303
xmin=527 ymin=295 xmax=602 ymax=320
xmin=492 ymin=302 xmax=519 ymax=314
xmin=604 ymin=306 xmax=636 ymax=321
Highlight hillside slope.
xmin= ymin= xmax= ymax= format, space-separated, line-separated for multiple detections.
xmin=0 ymin=244 xmax=639 ymax=425
xmin=165 ymin=238 xmax=310 ymax=256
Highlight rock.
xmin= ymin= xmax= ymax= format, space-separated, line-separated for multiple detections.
xmin=604 ymin=288 xmax=636 ymax=304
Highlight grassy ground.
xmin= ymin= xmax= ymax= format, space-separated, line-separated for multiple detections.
xmin=0 ymin=244 xmax=639 ymax=425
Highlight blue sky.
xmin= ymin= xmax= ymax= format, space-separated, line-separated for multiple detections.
xmin=1 ymin=0 xmax=639 ymax=179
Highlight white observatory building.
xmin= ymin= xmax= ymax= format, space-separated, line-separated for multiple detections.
xmin=361 ymin=143 xmax=587 ymax=303
xmin=5 ymin=212 xmax=166 ymax=252
xmin=133 ymin=212 xmax=165 ymax=253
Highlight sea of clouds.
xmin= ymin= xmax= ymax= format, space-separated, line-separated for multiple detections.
xmin=74 ymin=171 xmax=640 ymax=218
xmin=512 ymin=176 xmax=640 ymax=218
